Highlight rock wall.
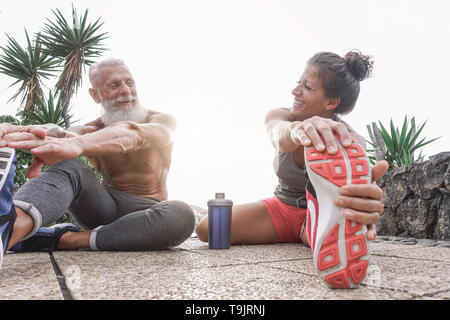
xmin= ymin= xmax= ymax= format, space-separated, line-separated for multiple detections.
xmin=376 ymin=152 xmax=450 ymax=240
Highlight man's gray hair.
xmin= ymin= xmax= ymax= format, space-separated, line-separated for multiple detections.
xmin=89 ymin=58 xmax=129 ymax=86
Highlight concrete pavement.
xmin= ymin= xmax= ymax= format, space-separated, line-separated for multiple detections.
xmin=1 ymin=236 xmax=449 ymax=300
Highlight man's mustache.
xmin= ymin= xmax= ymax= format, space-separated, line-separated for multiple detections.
xmin=102 ymin=95 xmax=137 ymax=110
xmin=111 ymin=95 xmax=136 ymax=104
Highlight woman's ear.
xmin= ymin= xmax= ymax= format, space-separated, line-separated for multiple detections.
xmin=325 ymin=97 xmax=340 ymax=111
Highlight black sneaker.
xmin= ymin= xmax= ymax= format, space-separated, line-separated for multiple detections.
xmin=9 ymin=223 xmax=80 ymax=253
xmin=0 ymin=147 xmax=17 ymax=268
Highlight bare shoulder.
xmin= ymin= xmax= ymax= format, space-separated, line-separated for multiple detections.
xmin=265 ymin=107 xmax=295 ymax=127
xmin=145 ymin=110 xmax=177 ymax=132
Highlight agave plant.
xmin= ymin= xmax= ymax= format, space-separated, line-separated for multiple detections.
xmin=39 ymin=5 xmax=109 ymax=127
xmin=19 ymin=90 xmax=77 ymax=128
xmin=0 ymin=30 xmax=59 ymax=114
xmin=367 ymin=116 xmax=440 ymax=170
xmin=0 ymin=115 xmax=21 ymax=125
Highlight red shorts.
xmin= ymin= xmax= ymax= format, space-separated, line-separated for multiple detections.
xmin=262 ymin=196 xmax=307 ymax=243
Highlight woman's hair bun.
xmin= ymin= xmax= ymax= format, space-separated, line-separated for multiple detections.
xmin=344 ymin=50 xmax=374 ymax=81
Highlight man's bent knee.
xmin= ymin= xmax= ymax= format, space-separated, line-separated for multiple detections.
xmin=47 ymin=158 xmax=90 ymax=173
xmin=156 ymin=200 xmax=196 ymax=248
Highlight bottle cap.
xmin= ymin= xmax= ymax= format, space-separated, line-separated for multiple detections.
xmin=207 ymin=193 xmax=233 ymax=207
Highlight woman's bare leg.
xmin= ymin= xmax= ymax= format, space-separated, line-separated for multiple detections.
xmin=196 ymin=201 xmax=280 ymax=245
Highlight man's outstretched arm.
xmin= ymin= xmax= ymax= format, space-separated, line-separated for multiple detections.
xmin=73 ymin=118 xmax=175 ymax=156
xmin=4 ymin=113 xmax=176 ymax=165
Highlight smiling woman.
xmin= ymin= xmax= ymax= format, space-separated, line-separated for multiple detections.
xmin=196 ymin=49 xmax=387 ymax=289
xmin=292 ymin=51 xmax=374 ymax=121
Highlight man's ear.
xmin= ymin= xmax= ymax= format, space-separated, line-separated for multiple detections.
xmin=89 ymin=88 xmax=101 ymax=104
xmin=325 ymin=97 xmax=340 ymax=111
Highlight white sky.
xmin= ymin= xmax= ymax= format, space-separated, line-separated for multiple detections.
xmin=0 ymin=0 xmax=449 ymax=208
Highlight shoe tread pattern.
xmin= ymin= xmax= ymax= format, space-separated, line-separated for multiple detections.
xmin=306 ymin=138 xmax=370 ymax=288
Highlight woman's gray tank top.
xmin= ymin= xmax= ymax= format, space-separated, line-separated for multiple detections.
xmin=273 ymin=151 xmax=308 ymax=208
xmin=271 ymin=115 xmax=366 ymax=208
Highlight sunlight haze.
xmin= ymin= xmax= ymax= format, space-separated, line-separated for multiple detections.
xmin=0 ymin=0 xmax=449 ymax=208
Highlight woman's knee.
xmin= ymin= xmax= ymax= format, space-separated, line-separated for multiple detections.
xmin=195 ymin=214 xmax=208 ymax=243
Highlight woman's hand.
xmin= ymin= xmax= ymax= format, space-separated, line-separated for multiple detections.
xmin=290 ymin=116 xmax=353 ymax=154
xmin=334 ymin=160 xmax=389 ymax=240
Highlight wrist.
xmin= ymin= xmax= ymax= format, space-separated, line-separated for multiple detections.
xmin=289 ymin=121 xmax=302 ymax=145
xmin=70 ymin=136 xmax=85 ymax=156
xmin=289 ymin=120 xmax=301 ymax=133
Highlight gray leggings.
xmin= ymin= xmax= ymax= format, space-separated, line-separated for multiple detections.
xmin=13 ymin=159 xmax=195 ymax=251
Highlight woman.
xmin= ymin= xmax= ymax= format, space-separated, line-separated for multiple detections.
xmin=196 ymin=50 xmax=388 ymax=288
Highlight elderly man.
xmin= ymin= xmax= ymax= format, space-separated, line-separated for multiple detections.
xmin=0 ymin=58 xmax=195 ymax=266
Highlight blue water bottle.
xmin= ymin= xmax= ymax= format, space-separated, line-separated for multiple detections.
xmin=208 ymin=193 xmax=233 ymax=249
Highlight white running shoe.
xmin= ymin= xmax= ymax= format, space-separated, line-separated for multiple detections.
xmin=304 ymin=137 xmax=372 ymax=288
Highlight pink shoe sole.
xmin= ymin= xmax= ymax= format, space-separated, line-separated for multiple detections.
xmin=305 ymin=138 xmax=372 ymax=288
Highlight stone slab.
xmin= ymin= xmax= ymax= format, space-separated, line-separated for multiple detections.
xmin=250 ymin=248 xmax=450 ymax=298
xmin=428 ymin=290 xmax=450 ymax=299
xmin=53 ymin=249 xmax=249 ymax=299
xmin=3 ymin=238 xmax=448 ymax=300
xmin=53 ymin=252 xmax=412 ymax=300
xmin=175 ymin=237 xmax=209 ymax=251
xmin=180 ymin=241 xmax=312 ymax=263
xmin=0 ymin=252 xmax=63 ymax=300
xmin=54 ymin=249 xmax=246 ymax=274
xmin=371 ymin=242 xmax=450 ymax=262
xmin=367 ymin=255 xmax=450 ymax=297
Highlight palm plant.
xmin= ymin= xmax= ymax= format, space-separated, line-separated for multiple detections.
xmin=367 ymin=116 xmax=440 ymax=170
xmin=0 ymin=30 xmax=59 ymax=114
xmin=39 ymin=5 xmax=109 ymax=127
xmin=0 ymin=5 xmax=108 ymax=225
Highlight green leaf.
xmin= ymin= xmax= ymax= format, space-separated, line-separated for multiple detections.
xmin=378 ymin=121 xmax=395 ymax=155
xmin=0 ymin=115 xmax=21 ymax=125
xmin=406 ymin=120 xmax=428 ymax=151
xmin=390 ymin=118 xmax=400 ymax=156
xmin=397 ymin=115 xmax=408 ymax=155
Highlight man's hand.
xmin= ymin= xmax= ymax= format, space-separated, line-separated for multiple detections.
xmin=1 ymin=125 xmax=49 ymax=178
xmin=290 ymin=116 xmax=353 ymax=154
xmin=7 ymin=135 xmax=83 ymax=166
xmin=334 ymin=160 xmax=389 ymax=240
xmin=0 ymin=123 xmax=29 ymax=147
xmin=0 ymin=123 xmax=60 ymax=147
xmin=4 ymin=128 xmax=83 ymax=177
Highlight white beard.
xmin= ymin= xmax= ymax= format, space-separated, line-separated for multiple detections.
xmin=100 ymin=95 xmax=149 ymax=126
